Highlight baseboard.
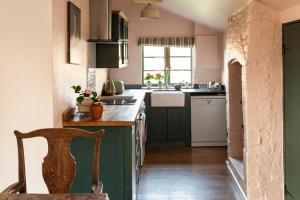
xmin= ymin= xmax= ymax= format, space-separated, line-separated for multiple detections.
xmin=226 ymin=160 xmax=247 ymax=200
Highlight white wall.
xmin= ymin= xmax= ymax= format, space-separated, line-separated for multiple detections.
xmin=281 ymin=4 xmax=300 ymax=23
xmin=194 ymin=24 xmax=223 ymax=83
xmin=52 ymin=0 xmax=108 ymax=128
xmin=0 ymin=0 xmax=53 ymax=192
xmin=108 ymin=0 xmax=223 ymax=85
xmin=109 ymin=0 xmax=194 ymax=84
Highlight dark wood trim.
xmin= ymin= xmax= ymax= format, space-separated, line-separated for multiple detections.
xmin=283 ymin=19 xmax=300 ymax=27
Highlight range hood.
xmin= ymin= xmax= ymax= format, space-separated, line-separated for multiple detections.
xmin=89 ymin=0 xmax=112 ymax=42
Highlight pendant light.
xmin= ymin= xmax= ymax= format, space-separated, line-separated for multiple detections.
xmin=140 ymin=3 xmax=160 ymax=19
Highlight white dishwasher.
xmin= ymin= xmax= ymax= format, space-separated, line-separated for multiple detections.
xmin=191 ymin=95 xmax=227 ymax=147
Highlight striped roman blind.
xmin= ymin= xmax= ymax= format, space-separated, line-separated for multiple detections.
xmin=138 ymin=37 xmax=195 ymax=47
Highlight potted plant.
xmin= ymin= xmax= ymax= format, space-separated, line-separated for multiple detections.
xmin=89 ymin=91 xmax=103 ymax=120
xmin=72 ymin=85 xmax=93 ymax=112
xmin=155 ymin=73 xmax=165 ymax=88
xmin=144 ymin=73 xmax=154 ymax=89
xmin=72 ymin=86 xmax=103 ymax=120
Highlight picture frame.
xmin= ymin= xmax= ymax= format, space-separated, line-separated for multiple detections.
xmin=67 ymin=1 xmax=81 ymax=65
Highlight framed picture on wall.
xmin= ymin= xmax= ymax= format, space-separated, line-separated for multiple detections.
xmin=67 ymin=1 xmax=81 ymax=65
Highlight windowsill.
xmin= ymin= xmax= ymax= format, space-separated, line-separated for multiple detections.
xmin=141 ymin=86 xmax=194 ymax=90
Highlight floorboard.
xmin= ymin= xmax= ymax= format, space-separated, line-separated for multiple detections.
xmin=137 ymin=147 xmax=237 ymax=200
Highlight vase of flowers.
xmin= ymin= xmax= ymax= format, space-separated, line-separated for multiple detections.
xmin=72 ymin=85 xmax=92 ymax=112
xmin=72 ymin=85 xmax=104 ymax=119
xmin=155 ymin=73 xmax=165 ymax=88
xmin=144 ymin=73 xmax=154 ymax=89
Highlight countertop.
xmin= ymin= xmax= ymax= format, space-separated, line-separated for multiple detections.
xmin=63 ymin=90 xmax=146 ymax=127
xmin=62 ymin=88 xmax=225 ymax=127
xmin=142 ymin=88 xmax=226 ymax=95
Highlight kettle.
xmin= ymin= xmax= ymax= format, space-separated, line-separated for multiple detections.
xmin=103 ymin=80 xmax=116 ymax=96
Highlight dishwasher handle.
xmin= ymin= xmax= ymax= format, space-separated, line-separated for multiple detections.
xmin=206 ymin=100 xmax=213 ymax=104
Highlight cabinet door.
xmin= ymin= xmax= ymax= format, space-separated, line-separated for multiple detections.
xmin=96 ymin=43 xmax=120 ymax=68
xmin=123 ymin=42 xmax=128 ymax=65
xmin=284 ymin=21 xmax=300 ymax=200
xmin=148 ymin=108 xmax=167 ymax=142
xmin=167 ymin=108 xmax=185 ymax=141
xmin=112 ymin=14 xmax=121 ymax=41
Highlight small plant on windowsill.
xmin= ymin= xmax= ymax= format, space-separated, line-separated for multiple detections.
xmin=155 ymin=73 xmax=165 ymax=88
xmin=72 ymin=86 xmax=103 ymax=119
xmin=144 ymin=73 xmax=154 ymax=89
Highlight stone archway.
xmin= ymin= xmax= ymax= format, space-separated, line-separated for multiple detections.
xmin=226 ymin=59 xmax=246 ymax=195
xmin=224 ymin=1 xmax=283 ymax=199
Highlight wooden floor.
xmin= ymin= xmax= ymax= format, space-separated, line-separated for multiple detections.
xmin=137 ymin=147 xmax=237 ymax=200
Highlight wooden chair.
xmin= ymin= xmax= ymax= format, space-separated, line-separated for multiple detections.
xmin=0 ymin=128 xmax=109 ymax=200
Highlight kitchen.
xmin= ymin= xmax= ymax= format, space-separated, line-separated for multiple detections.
xmin=62 ymin=0 xmax=229 ymax=199
xmin=1 ymin=0 xmax=300 ymax=200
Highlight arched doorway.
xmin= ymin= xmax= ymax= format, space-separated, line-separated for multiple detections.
xmin=227 ymin=60 xmax=246 ymax=195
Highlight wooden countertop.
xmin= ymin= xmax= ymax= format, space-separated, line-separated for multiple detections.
xmin=63 ymin=90 xmax=146 ymax=127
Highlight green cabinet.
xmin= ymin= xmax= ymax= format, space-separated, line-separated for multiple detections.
xmin=94 ymin=11 xmax=128 ymax=68
xmin=284 ymin=21 xmax=300 ymax=200
xmin=112 ymin=11 xmax=128 ymax=41
xmin=148 ymin=108 xmax=168 ymax=142
xmin=65 ymin=126 xmax=136 ymax=200
xmin=167 ymin=108 xmax=186 ymax=141
xmin=147 ymin=106 xmax=186 ymax=146
xmin=96 ymin=42 xmax=126 ymax=68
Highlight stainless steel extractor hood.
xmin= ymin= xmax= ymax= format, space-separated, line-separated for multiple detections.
xmin=89 ymin=0 xmax=112 ymax=41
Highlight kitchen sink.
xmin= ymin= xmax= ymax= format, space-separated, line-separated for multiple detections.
xmin=151 ymin=91 xmax=185 ymax=107
xmin=153 ymin=88 xmax=180 ymax=92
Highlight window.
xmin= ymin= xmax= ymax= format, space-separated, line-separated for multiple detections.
xmin=143 ymin=46 xmax=192 ymax=86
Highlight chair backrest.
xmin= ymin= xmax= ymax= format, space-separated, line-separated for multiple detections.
xmin=14 ymin=128 xmax=104 ymax=194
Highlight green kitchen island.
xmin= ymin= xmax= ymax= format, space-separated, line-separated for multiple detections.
xmin=63 ymin=91 xmax=145 ymax=200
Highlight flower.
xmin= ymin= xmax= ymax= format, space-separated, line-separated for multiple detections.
xmin=72 ymin=85 xmax=100 ymax=104
xmin=145 ymin=73 xmax=154 ymax=81
xmin=155 ymin=73 xmax=165 ymax=81
xmin=84 ymin=89 xmax=93 ymax=95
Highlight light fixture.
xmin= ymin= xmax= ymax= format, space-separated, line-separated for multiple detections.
xmin=140 ymin=3 xmax=160 ymax=19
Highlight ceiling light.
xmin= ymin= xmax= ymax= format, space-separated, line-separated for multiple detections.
xmin=140 ymin=3 xmax=160 ymax=19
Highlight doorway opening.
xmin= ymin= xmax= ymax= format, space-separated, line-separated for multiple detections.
xmin=283 ymin=20 xmax=300 ymax=200
xmin=227 ymin=60 xmax=246 ymax=193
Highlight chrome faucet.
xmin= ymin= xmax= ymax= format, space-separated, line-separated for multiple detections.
xmin=165 ymin=67 xmax=170 ymax=89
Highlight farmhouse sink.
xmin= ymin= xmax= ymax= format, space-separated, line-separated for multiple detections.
xmin=151 ymin=91 xmax=185 ymax=107
xmin=153 ymin=88 xmax=179 ymax=92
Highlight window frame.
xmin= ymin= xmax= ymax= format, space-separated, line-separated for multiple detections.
xmin=142 ymin=46 xmax=193 ymax=87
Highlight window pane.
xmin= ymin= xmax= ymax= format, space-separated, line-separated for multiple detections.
xmin=170 ymin=71 xmax=191 ymax=84
xmin=144 ymin=46 xmax=164 ymax=57
xmin=144 ymin=71 xmax=165 ymax=84
xmin=170 ymin=47 xmax=191 ymax=57
xmin=170 ymin=57 xmax=191 ymax=70
xmin=144 ymin=58 xmax=164 ymax=70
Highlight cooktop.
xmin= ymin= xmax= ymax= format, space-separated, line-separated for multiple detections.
xmin=101 ymin=98 xmax=137 ymax=105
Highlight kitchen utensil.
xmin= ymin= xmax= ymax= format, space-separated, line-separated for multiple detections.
xmin=103 ymin=80 xmax=116 ymax=96
xmin=113 ymin=81 xmax=125 ymax=94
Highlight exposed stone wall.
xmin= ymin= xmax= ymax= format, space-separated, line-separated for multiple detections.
xmin=228 ymin=61 xmax=244 ymax=161
xmin=225 ymin=1 xmax=283 ymax=199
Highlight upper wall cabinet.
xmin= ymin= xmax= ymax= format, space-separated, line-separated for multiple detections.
xmin=94 ymin=11 xmax=129 ymax=69
xmin=112 ymin=11 xmax=129 ymax=41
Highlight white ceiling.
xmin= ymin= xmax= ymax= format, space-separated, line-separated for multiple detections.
xmin=155 ymin=0 xmax=300 ymax=30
